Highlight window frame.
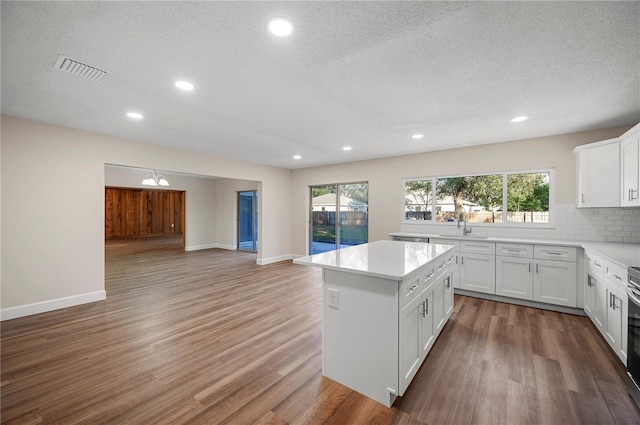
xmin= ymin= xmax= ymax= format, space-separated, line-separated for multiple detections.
xmin=402 ymin=168 xmax=555 ymax=228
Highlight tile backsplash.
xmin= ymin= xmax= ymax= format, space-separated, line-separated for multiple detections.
xmin=399 ymin=204 xmax=640 ymax=244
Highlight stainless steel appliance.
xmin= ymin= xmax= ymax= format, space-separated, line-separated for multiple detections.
xmin=627 ymin=266 xmax=640 ymax=409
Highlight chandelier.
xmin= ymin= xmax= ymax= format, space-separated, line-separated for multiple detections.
xmin=141 ymin=170 xmax=169 ymax=187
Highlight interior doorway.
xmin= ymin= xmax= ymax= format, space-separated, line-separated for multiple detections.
xmin=238 ymin=190 xmax=258 ymax=252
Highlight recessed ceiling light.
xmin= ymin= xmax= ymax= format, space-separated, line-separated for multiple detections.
xmin=293 ymin=155 xmax=302 ymax=159
xmin=343 ymin=146 xmax=352 ymax=151
xmin=268 ymin=18 xmax=294 ymax=36
xmin=511 ymin=116 xmax=528 ymax=123
xmin=412 ymin=134 xmax=424 ymax=139
xmin=175 ymin=81 xmax=194 ymax=91
xmin=126 ymin=111 xmax=143 ymax=120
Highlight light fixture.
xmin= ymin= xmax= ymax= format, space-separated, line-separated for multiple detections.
xmin=511 ymin=116 xmax=528 ymax=123
xmin=141 ymin=170 xmax=170 ymax=187
xmin=175 ymin=80 xmax=194 ymax=91
xmin=126 ymin=111 xmax=143 ymax=120
xmin=412 ymin=134 xmax=424 ymax=139
xmin=268 ymin=18 xmax=294 ymax=36
xmin=293 ymin=155 xmax=302 ymax=159
xmin=343 ymin=146 xmax=352 ymax=151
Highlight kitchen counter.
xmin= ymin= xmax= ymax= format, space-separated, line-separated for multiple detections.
xmin=389 ymin=232 xmax=640 ymax=268
xmin=293 ymin=239 xmax=456 ymax=407
xmin=293 ymin=239 xmax=455 ymax=280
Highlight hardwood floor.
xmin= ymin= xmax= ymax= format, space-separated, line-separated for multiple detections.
xmin=2 ymin=236 xmax=639 ymax=424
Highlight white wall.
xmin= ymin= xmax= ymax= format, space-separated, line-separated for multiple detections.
xmin=290 ymin=126 xmax=635 ymax=255
xmin=104 ymin=165 xmax=219 ymax=251
xmin=0 ymin=115 xmax=292 ymax=318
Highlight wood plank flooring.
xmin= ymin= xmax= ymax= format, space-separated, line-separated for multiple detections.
xmin=2 ymin=235 xmax=639 ymax=424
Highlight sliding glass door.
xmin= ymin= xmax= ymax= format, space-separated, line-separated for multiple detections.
xmin=238 ymin=190 xmax=258 ymax=252
xmin=310 ymin=182 xmax=368 ymax=254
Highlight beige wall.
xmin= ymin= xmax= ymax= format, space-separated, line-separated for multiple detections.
xmin=1 ymin=115 xmax=291 ymax=313
xmin=215 ymin=178 xmax=260 ymax=250
xmin=290 ymin=126 xmax=631 ymax=255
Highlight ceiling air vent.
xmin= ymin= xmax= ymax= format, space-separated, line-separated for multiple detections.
xmin=53 ymin=55 xmax=107 ymax=83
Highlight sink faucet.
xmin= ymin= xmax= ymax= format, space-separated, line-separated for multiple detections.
xmin=457 ymin=210 xmax=472 ymax=236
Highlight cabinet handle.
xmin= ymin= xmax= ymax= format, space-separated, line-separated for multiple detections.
xmin=529 ymin=263 xmax=531 ymax=273
xmin=536 ymin=263 xmax=539 ymax=273
xmin=445 ymin=277 xmax=451 ymax=289
xmin=610 ymin=292 xmax=614 ymax=309
xmin=611 ymin=293 xmax=618 ymax=310
xmin=455 ymin=255 xmax=458 ymax=264
xmin=425 ymin=298 xmax=429 ymax=315
xmin=614 ymin=274 xmax=623 ymax=281
xmin=581 ymin=194 xmax=585 ymax=203
xmin=546 ymin=252 xmax=563 ymax=256
xmin=630 ymin=188 xmax=638 ymax=201
xmin=420 ymin=301 xmax=426 ymax=317
xmin=461 ymin=256 xmax=464 ymax=265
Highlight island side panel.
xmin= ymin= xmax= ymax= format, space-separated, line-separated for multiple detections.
xmin=322 ymin=268 xmax=399 ymax=407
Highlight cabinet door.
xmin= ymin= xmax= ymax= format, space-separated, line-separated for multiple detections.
xmin=399 ymin=295 xmax=422 ymax=395
xmin=496 ymin=256 xmax=533 ymax=300
xmin=443 ymin=272 xmax=454 ymax=319
xmin=459 ymin=253 xmax=496 ymax=294
xmin=594 ymin=274 xmax=607 ymax=331
xmin=578 ymin=143 xmax=620 ymax=207
xmin=420 ymin=291 xmax=435 ymax=357
xmin=533 ymin=260 xmax=577 ymax=307
xmin=606 ymin=283 xmax=628 ymax=364
xmin=584 ymin=271 xmax=597 ymax=320
xmin=433 ymin=278 xmax=445 ymax=333
xmin=621 ymin=133 xmax=639 ymax=206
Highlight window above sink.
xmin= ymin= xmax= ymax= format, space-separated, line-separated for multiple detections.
xmin=403 ymin=169 xmax=553 ymax=227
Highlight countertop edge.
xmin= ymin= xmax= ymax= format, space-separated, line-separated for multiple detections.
xmin=389 ymin=232 xmax=640 ymax=268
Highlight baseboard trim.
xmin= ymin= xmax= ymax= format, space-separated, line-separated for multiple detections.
xmin=454 ymin=289 xmax=586 ymax=316
xmin=185 ymin=243 xmax=238 ymax=252
xmin=257 ymin=254 xmax=294 ymax=265
xmin=0 ymin=290 xmax=107 ymax=321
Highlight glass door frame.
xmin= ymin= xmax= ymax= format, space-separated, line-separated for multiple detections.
xmin=237 ymin=190 xmax=258 ymax=252
xmin=309 ymin=181 xmax=368 ymax=255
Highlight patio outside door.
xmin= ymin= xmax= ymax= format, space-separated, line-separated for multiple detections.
xmin=310 ymin=182 xmax=368 ymax=254
xmin=238 ymin=190 xmax=258 ymax=252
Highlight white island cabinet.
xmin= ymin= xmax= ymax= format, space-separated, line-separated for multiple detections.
xmin=293 ymin=240 xmax=455 ymax=407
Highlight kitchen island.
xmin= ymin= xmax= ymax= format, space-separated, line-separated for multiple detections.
xmin=293 ymin=240 xmax=455 ymax=407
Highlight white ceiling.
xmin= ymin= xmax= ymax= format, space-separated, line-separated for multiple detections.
xmin=2 ymin=1 xmax=639 ymax=170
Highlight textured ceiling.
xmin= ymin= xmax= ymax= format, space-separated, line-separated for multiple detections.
xmin=2 ymin=1 xmax=639 ymax=169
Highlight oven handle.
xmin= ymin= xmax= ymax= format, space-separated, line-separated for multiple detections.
xmin=628 ymin=286 xmax=640 ymax=306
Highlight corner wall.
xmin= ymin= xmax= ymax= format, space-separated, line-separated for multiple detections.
xmin=0 ymin=115 xmax=292 ymax=319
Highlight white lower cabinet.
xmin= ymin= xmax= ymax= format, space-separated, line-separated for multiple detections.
xmin=399 ymin=257 xmax=454 ymax=396
xmin=533 ymin=259 xmax=577 ymax=307
xmin=459 ymin=241 xmax=496 ymax=294
xmin=583 ymin=250 xmax=628 ymax=365
xmin=496 ymin=243 xmax=534 ymax=300
xmin=605 ymin=283 xmax=626 ymax=361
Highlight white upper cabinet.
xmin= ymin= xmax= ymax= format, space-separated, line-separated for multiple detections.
xmin=621 ymin=124 xmax=640 ymax=207
xmin=576 ymin=140 xmax=620 ymax=208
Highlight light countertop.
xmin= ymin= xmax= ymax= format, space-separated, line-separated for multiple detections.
xmin=389 ymin=232 xmax=640 ymax=268
xmin=293 ymin=240 xmax=455 ymax=281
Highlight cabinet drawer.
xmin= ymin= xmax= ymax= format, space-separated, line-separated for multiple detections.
xmin=604 ymin=259 xmax=627 ymax=291
xmin=584 ymin=250 xmax=604 ymax=276
xmin=401 ymin=275 xmax=424 ymax=308
xmin=460 ymin=241 xmax=495 ymax=255
xmin=534 ymin=245 xmax=577 ymax=262
xmin=496 ymin=243 xmax=533 ymax=258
